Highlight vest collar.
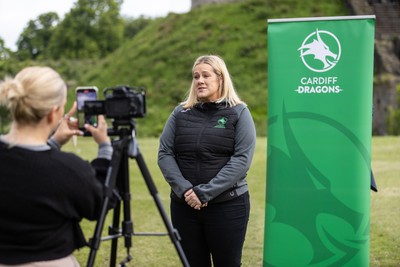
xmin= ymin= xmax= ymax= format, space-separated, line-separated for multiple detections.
xmin=195 ymin=101 xmax=228 ymax=111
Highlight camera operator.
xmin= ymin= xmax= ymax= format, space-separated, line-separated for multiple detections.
xmin=0 ymin=66 xmax=111 ymax=266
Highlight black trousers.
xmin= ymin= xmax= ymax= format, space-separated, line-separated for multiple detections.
xmin=171 ymin=192 xmax=250 ymax=267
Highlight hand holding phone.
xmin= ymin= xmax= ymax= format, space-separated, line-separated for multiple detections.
xmin=76 ymin=86 xmax=98 ymax=131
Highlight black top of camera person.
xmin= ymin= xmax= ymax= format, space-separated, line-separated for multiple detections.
xmin=84 ymin=85 xmax=146 ymax=120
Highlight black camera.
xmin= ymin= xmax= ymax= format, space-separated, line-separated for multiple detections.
xmin=84 ymin=85 xmax=146 ymax=120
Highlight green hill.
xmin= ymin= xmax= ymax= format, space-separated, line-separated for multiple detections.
xmin=69 ymin=0 xmax=349 ymax=137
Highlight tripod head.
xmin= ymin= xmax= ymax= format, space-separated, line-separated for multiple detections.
xmin=107 ymin=118 xmax=135 ymax=137
xmin=107 ymin=118 xmax=139 ymax=159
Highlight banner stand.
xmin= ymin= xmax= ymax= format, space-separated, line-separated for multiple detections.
xmin=264 ymin=15 xmax=375 ymax=267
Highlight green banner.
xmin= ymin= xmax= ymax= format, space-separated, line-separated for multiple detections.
xmin=264 ymin=16 xmax=375 ymax=266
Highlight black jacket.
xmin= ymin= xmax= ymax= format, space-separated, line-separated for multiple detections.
xmin=158 ymin=102 xmax=256 ymax=204
xmin=0 ymin=141 xmax=109 ymax=264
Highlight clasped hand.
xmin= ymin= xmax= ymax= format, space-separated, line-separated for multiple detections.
xmin=184 ymin=189 xmax=208 ymax=210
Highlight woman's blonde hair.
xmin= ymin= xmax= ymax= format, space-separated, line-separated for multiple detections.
xmin=0 ymin=66 xmax=66 ymax=125
xmin=181 ymin=55 xmax=244 ymax=108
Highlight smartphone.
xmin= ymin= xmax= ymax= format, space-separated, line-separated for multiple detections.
xmin=76 ymin=86 xmax=98 ymax=131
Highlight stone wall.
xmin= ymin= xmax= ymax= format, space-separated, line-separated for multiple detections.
xmin=346 ymin=0 xmax=400 ymax=134
xmin=191 ymin=0 xmax=239 ymax=9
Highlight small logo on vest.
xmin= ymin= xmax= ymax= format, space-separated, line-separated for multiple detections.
xmin=214 ymin=117 xmax=228 ymax=128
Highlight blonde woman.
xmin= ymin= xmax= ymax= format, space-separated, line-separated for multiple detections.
xmin=0 ymin=66 xmax=111 ymax=266
xmin=158 ymin=55 xmax=256 ymax=267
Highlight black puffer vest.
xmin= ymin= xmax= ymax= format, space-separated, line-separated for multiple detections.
xmin=174 ymin=102 xmax=239 ymax=186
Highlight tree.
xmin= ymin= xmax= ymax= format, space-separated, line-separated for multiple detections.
xmin=48 ymin=0 xmax=124 ymax=59
xmin=0 ymin=37 xmax=17 ymax=77
xmin=0 ymin=37 xmax=11 ymax=60
xmin=123 ymin=16 xmax=152 ymax=40
xmin=0 ymin=37 xmax=12 ymax=133
xmin=16 ymin=12 xmax=59 ymax=60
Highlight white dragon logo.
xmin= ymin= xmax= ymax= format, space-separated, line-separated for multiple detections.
xmin=298 ymin=29 xmax=341 ymax=72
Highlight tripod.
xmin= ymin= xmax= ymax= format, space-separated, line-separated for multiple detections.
xmin=86 ymin=122 xmax=189 ymax=267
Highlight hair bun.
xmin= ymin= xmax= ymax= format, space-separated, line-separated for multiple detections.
xmin=0 ymin=78 xmax=25 ymax=105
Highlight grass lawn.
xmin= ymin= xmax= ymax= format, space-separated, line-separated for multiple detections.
xmin=62 ymin=136 xmax=399 ymax=266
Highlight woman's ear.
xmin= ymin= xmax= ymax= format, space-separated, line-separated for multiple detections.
xmin=47 ymin=106 xmax=59 ymax=124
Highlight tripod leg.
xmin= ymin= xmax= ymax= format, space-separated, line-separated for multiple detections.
xmin=109 ymin=201 xmax=121 ymax=267
xmin=87 ymin=196 xmax=113 ymax=267
xmin=135 ymin=152 xmax=190 ymax=267
xmin=86 ymin=138 xmax=128 ymax=267
xmin=110 ymin=142 xmax=134 ymax=266
xmin=119 ymin=146 xmax=134 ymax=264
